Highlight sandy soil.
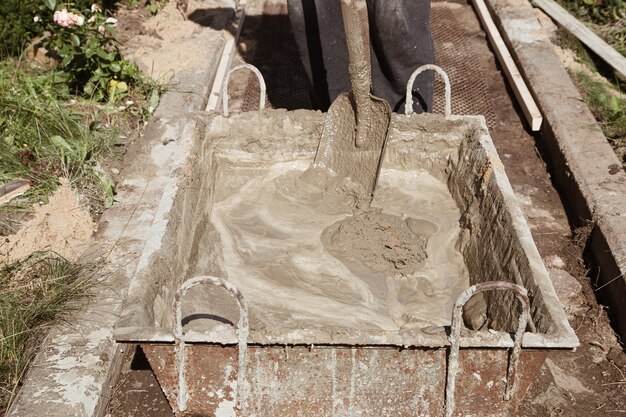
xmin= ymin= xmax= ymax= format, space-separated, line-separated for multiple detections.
xmin=0 ymin=178 xmax=96 ymax=265
xmin=117 ymin=0 xmax=232 ymax=83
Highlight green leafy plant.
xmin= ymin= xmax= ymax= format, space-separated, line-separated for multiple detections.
xmin=0 ymin=1 xmax=41 ymax=58
xmin=147 ymin=0 xmax=168 ymax=15
xmin=558 ymin=0 xmax=626 ymax=55
xmin=0 ymin=62 xmax=116 ymax=208
xmin=0 ymin=1 xmax=119 ymax=59
xmin=562 ymin=0 xmax=625 ymax=24
xmin=35 ymin=0 xmax=150 ymax=102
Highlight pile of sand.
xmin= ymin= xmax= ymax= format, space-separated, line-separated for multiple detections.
xmin=119 ymin=0 xmax=231 ymax=83
xmin=0 ymin=178 xmax=96 ymax=265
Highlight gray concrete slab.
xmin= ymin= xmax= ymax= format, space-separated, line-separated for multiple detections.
xmin=486 ymin=0 xmax=626 ymax=341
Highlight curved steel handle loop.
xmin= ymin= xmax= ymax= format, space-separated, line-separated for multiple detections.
xmin=444 ymin=281 xmax=530 ymax=417
xmin=222 ymin=64 xmax=267 ymax=117
xmin=173 ymin=276 xmax=249 ymax=413
xmin=405 ymin=64 xmax=451 ymax=118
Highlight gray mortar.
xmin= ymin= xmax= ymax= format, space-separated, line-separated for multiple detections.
xmin=114 ymin=109 xmax=577 ymax=349
xmin=322 ymin=209 xmax=429 ymax=276
xmin=486 ymin=0 xmax=626 ymax=342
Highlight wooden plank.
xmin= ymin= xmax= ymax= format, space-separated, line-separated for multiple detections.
xmin=472 ymin=0 xmax=543 ymax=131
xmin=205 ymin=0 xmax=248 ymax=112
xmin=0 ymin=180 xmax=30 ymax=206
xmin=533 ymin=0 xmax=626 ymax=79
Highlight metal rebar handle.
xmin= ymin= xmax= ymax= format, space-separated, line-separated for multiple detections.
xmin=444 ymin=281 xmax=530 ymax=417
xmin=405 ymin=64 xmax=451 ymax=118
xmin=173 ymin=276 xmax=249 ymax=413
xmin=222 ymin=64 xmax=267 ymax=117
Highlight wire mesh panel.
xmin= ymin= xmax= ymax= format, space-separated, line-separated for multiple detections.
xmin=235 ymin=0 xmax=497 ymax=129
xmin=240 ymin=1 xmax=312 ymax=111
xmin=431 ymin=3 xmax=497 ymax=127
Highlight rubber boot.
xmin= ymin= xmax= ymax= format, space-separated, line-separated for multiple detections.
xmin=367 ymin=0 xmax=435 ymax=113
xmin=287 ymin=0 xmax=434 ymax=113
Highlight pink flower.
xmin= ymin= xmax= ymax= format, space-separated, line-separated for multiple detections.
xmin=53 ymin=8 xmax=85 ymax=28
xmin=53 ymin=9 xmax=72 ymax=27
xmin=73 ymin=14 xmax=85 ymax=26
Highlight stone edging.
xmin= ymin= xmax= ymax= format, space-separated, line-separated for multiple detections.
xmin=487 ymin=0 xmax=626 ymax=342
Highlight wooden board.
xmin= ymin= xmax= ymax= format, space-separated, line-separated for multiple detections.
xmin=0 ymin=180 xmax=30 ymax=206
xmin=533 ymin=0 xmax=626 ymax=79
xmin=472 ymin=0 xmax=543 ymax=131
xmin=206 ymin=0 xmax=249 ymax=112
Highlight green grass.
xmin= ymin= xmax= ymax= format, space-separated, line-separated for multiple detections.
xmin=0 ymin=251 xmax=94 ymax=413
xmin=0 ymin=9 xmax=163 ymax=412
xmin=0 ymin=61 xmax=116 ymax=211
xmin=574 ymin=71 xmax=626 ymax=155
xmin=556 ymin=0 xmax=626 ymax=56
xmin=556 ymin=31 xmax=626 ymax=166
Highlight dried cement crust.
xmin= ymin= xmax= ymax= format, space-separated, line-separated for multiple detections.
xmin=322 ymin=209 xmax=428 ymax=276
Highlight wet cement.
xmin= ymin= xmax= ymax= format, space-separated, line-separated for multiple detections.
xmin=322 ymin=209 xmax=428 ymax=276
xmin=211 ymin=161 xmax=469 ymax=331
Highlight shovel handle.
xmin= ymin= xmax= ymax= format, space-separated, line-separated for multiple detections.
xmin=341 ymin=0 xmax=371 ymax=146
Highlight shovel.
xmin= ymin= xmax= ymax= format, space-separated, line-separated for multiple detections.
xmin=302 ymin=0 xmax=392 ymax=201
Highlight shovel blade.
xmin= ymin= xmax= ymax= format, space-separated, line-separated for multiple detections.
xmin=305 ymin=92 xmax=391 ymax=199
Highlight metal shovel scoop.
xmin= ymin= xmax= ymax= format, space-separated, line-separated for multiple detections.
xmin=301 ymin=0 xmax=391 ymax=201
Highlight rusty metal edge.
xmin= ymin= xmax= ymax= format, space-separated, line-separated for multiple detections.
xmin=114 ymin=325 xmax=577 ymax=349
xmin=136 ymin=342 xmax=550 ymax=417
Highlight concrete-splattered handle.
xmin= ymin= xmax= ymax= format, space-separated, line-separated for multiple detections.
xmin=405 ymin=64 xmax=451 ymax=118
xmin=222 ymin=64 xmax=267 ymax=117
xmin=173 ymin=276 xmax=249 ymax=413
xmin=341 ymin=0 xmax=371 ymax=147
xmin=445 ymin=281 xmax=530 ymax=417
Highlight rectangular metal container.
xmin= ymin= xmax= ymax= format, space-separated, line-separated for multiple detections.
xmin=114 ymin=109 xmax=578 ymax=416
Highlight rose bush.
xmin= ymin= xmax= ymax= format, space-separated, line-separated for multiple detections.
xmin=35 ymin=0 xmax=147 ymax=102
xmin=0 ymin=0 xmax=116 ymax=59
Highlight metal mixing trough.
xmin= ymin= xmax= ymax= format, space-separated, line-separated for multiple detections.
xmin=114 ymin=69 xmax=578 ymax=416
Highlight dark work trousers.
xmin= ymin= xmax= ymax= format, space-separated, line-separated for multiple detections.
xmin=287 ymin=0 xmax=434 ymax=113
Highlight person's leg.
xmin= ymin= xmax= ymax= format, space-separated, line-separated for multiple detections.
xmin=367 ymin=0 xmax=434 ymax=113
xmin=287 ymin=0 xmax=351 ymax=110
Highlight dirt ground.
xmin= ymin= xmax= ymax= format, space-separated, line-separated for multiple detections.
xmin=101 ymin=0 xmax=626 ymax=416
